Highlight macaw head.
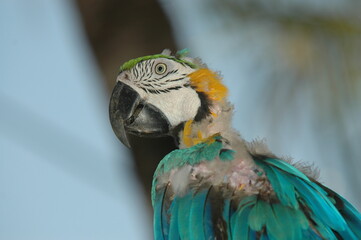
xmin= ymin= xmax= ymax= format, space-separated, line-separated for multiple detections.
xmin=109 ymin=50 xmax=228 ymax=148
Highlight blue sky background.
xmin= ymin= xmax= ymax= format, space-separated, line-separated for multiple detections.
xmin=1 ymin=0 xmax=360 ymax=239
xmin=0 ymin=0 xmax=150 ymax=239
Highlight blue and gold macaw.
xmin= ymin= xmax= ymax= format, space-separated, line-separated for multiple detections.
xmin=109 ymin=50 xmax=361 ymax=239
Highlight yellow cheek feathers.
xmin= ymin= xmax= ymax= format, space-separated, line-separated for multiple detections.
xmin=188 ymin=69 xmax=228 ymax=102
xmin=182 ymin=69 xmax=227 ymax=147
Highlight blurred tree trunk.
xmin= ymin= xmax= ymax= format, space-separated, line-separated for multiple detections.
xmin=75 ymin=0 xmax=177 ymax=205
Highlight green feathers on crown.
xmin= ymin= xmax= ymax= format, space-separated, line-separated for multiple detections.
xmin=119 ymin=49 xmax=198 ymax=72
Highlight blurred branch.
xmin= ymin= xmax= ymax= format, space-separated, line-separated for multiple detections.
xmin=74 ymin=0 xmax=178 ymax=203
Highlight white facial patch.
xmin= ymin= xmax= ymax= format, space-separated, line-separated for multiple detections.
xmin=147 ymin=87 xmax=201 ymax=126
xmin=117 ymin=57 xmax=200 ymax=127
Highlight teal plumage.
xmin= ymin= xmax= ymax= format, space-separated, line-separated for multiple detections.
xmin=109 ymin=52 xmax=361 ymax=240
xmin=168 ymin=197 xmax=180 ymax=239
xmin=151 ymin=135 xmax=226 ymax=203
xmin=178 ymin=192 xmax=193 ymax=239
xmin=189 ymin=189 xmax=209 ymax=240
xmin=152 ymin=136 xmax=361 ymax=240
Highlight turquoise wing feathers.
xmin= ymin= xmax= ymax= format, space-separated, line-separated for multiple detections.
xmin=252 ymin=157 xmax=361 ymax=239
xmin=152 ymin=140 xmax=361 ymax=240
xmin=109 ymin=52 xmax=361 ymax=240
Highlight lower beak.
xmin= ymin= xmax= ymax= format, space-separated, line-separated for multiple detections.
xmin=109 ymin=82 xmax=171 ymax=148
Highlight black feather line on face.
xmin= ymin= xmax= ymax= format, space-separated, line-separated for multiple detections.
xmin=165 ymin=77 xmax=185 ymax=83
xmin=194 ymin=91 xmax=211 ymax=122
xmin=138 ymin=86 xmax=183 ymax=94
xmin=133 ymin=67 xmax=139 ymax=78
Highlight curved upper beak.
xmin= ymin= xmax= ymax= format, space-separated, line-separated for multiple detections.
xmin=109 ymin=81 xmax=171 ymax=148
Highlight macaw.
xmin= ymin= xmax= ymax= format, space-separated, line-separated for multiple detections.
xmin=109 ymin=50 xmax=361 ymax=239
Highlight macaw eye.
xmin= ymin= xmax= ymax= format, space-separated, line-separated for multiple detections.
xmin=155 ymin=63 xmax=167 ymax=75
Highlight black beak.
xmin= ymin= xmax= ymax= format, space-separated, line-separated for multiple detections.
xmin=109 ymin=81 xmax=171 ymax=148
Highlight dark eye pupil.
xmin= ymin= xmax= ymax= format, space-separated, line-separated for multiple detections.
xmin=158 ymin=66 xmax=163 ymax=71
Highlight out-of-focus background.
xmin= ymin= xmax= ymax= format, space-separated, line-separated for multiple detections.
xmin=1 ymin=0 xmax=360 ymax=239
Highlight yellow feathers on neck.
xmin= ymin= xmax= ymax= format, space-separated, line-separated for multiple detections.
xmin=183 ymin=120 xmax=202 ymax=147
xmin=181 ymin=69 xmax=228 ymax=147
xmin=182 ymin=119 xmax=217 ymax=147
xmin=188 ymin=69 xmax=228 ymax=102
